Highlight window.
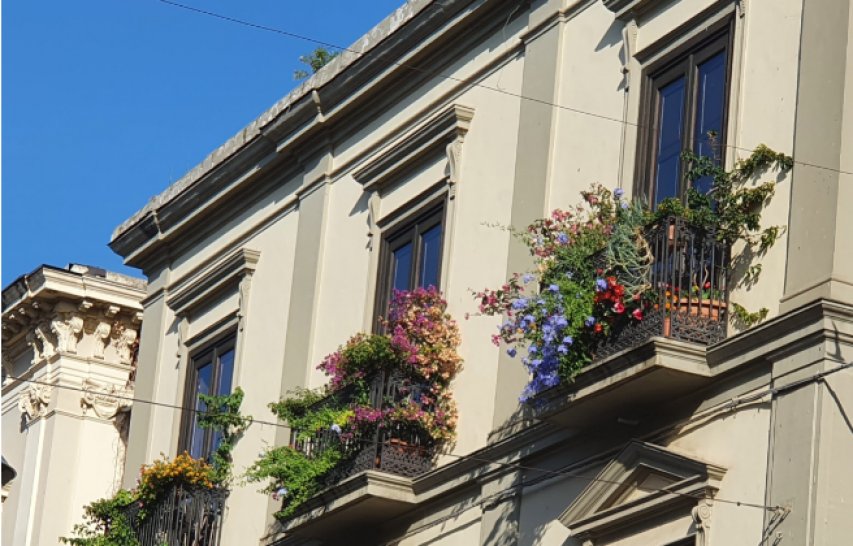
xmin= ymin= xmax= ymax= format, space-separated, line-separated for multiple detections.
xmin=180 ymin=335 xmax=235 ymax=460
xmin=638 ymin=25 xmax=732 ymax=207
xmin=375 ymin=203 xmax=445 ymax=329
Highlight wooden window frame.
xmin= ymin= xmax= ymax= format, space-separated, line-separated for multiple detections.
xmin=178 ymin=333 xmax=236 ymax=459
xmin=635 ymin=19 xmax=735 ymax=206
xmin=373 ymin=201 xmax=446 ymax=332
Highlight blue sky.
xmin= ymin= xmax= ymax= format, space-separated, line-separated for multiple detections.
xmin=2 ymin=0 xmax=401 ymax=285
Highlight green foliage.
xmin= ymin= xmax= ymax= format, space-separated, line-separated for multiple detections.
xmin=197 ymin=387 xmax=252 ymax=484
xmin=731 ymin=302 xmax=769 ymax=329
xmin=246 ymin=445 xmax=345 ymax=519
xmin=604 ymin=202 xmax=654 ymax=299
xmin=268 ymin=388 xmax=353 ymax=442
xmin=61 ymin=490 xmax=138 ymax=546
xmin=293 ymin=47 xmax=339 ymax=80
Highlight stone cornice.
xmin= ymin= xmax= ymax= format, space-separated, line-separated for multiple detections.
xmin=166 ymin=248 xmax=260 ymax=317
xmin=352 ymin=104 xmax=474 ymax=193
xmin=602 ymin=0 xmax=668 ymax=20
xmin=108 ymin=0 xmax=521 ymax=268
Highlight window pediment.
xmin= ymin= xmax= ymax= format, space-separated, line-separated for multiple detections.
xmin=602 ymin=0 xmax=668 ymax=21
xmin=560 ymin=441 xmax=725 ymax=544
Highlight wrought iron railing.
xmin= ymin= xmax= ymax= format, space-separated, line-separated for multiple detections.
xmin=595 ymin=215 xmax=730 ymax=359
xmin=122 ymin=484 xmax=227 ymax=546
xmin=288 ymin=371 xmax=434 ymax=483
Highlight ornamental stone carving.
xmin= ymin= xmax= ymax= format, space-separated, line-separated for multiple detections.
xmin=33 ymin=322 xmax=56 ymax=361
xmin=112 ymin=323 xmax=139 ymax=365
xmin=92 ymin=321 xmax=113 ymax=359
xmin=18 ymin=384 xmax=53 ymax=420
xmin=692 ymin=498 xmax=713 ymax=546
xmin=51 ymin=314 xmax=84 ymax=353
xmin=80 ymin=379 xmax=132 ymax=420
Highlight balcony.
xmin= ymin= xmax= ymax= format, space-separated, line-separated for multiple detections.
xmin=594 ymin=215 xmax=730 ymax=359
xmin=535 ymin=216 xmax=730 ymax=427
xmin=288 ymin=372 xmax=435 ymax=483
xmin=122 ymin=483 xmax=227 ymax=546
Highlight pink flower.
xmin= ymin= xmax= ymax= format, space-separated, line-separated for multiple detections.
xmin=632 ymin=308 xmax=644 ymax=321
xmin=613 ymin=302 xmax=625 ymax=314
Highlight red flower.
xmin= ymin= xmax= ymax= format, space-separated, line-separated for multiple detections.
xmin=632 ymin=308 xmax=644 ymax=321
xmin=704 ymin=281 xmax=711 ymax=289
xmin=613 ymin=302 xmax=625 ymax=314
xmin=594 ymin=323 xmax=603 ymax=334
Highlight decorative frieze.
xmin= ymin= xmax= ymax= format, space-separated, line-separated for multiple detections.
xmin=80 ymin=379 xmax=133 ymax=420
xmin=18 ymin=384 xmax=53 ymax=420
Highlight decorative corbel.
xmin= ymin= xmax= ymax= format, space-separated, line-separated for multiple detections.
xmin=692 ymin=498 xmax=713 ymax=546
xmin=113 ymin=325 xmax=138 ymax=365
xmin=445 ymin=137 xmax=463 ymax=200
xmin=367 ymin=190 xmax=381 ymax=251
xmin=237 ymin=272 xmax=254 ymax=333
xmin=93 ymin=321 xmax=112 ymax=359
xmin=52 ymin=314 xmax=84 ymax=353
xmin=18 ymin=384 xmax=53 ymax=420
xmin=34 ymin=322 xmax=56 ymax=360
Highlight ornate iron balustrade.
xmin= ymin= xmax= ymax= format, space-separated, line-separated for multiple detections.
xmin=288 ymin=371 xmax=435 ymax=483
xmin=595 ymin=215 xmax=730 ymax=359
xmin=122 ymin=484 xmax=227 ymax=546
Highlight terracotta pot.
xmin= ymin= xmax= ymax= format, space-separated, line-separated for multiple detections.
xmin=663 ymin=298 xmax=727 ymax=336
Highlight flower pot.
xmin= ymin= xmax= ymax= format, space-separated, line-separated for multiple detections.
xmin=663 ymin=298 xmax=727 ymax=336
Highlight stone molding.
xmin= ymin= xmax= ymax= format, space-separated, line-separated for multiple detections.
xmin=80 ymin=378 xmax=133 ymax=420
xmin=353 ymin=104 xmax=474 ymax=193
xmin=602 ymin=0 xmax=667 ymax=21
xmin=166 ymin=247 xmax=260 ymax=319
xmin=18 ymin=384 xmax=53 ymax=420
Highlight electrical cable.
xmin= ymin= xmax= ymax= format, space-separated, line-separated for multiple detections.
xmin=157 ymin=0 xmax=853 ymax=178
xmin=15 ymin=362 xmax=851 ymax=513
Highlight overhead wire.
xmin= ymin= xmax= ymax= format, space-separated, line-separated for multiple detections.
xmin=157 ymin=0 xmax=853 ymax=178
xmin=14 ymin=363 xmax=852 ymax=513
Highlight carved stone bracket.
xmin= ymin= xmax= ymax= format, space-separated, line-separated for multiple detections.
xmin=18 ymin=384 xmax=53 ymax=420
xmin=692 ymin=498 xmax=713 ymax=546
xmin=92 ymin=321 xmax=113 ymax=359
xmin=51 ymin=313 xmax=84 ymax=354
xmin=112 ymin=323 xmax=139 ymax=365
xmin=80 ymin=379 xmax=132 ymax=420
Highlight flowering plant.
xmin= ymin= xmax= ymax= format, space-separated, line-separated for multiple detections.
xmin=474 ymin=184 xmax=656 ymax=402
xmin=248 ymin=287 xmax=462 ymax=519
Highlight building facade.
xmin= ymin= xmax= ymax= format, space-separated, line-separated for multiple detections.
xmin=1 ymin=265 xmax=145 ymax=545
xmin=110 ymin=0 xmax=853 ymax=544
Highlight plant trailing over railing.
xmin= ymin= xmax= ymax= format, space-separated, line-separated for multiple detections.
xmin=246 ymin=287 xmax=462 ymax=520
xmin=474 ymin=145 xmax=792 ymax=402
xmin=62 ymin=390 xmax=249 ymax=545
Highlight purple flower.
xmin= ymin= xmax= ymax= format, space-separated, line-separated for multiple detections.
xmin=557 ymin=345 xmax=569 ymax=354
xmin=557 ymin=232 xmax=569 ymax=244
xmin=595 ymin=279 xmax=608 ymax=292
xmin=562 ymin=335 xmax=573 ymax=345
xmin=507 ymin=347 xmax=517 ymax=358
xmin=554 ymin=315 xmax=568 ymax=328
xmin=585 ymin=316 xmax=596 ymax=327
xmin=528 ymin=345 xmax=539 ymax=354
xmin=548 ymin=284 xmax=560 ymax=293
xmin=512 ymin=298 xmax=529 ymax=310
xmin=522 ymin=273 xmax=535 ymax=284
xmin=614 ymin=188 xmax=624 ymax=199
xmin=621 ymin=201 xmax=629 ymax=209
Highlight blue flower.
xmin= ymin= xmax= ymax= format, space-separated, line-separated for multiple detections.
xmin=621 ymin=201 xmax=629 ymax=209
xmin=614 ymin=188 xmax=624 ymax=199
xmin=512 ymin=298 xmax=529 ymax=310
xmin=536 ymin=298 xmax=546 ymax=306
xmin=554 ymin=315 xmax=568 ymax=328
xmin=595 ymin=278 xmax=608 ymax=292
xmin=548 ymin=284 xmax=560 ymax=293
xmin=585 ymin=316 xmax=596 ymax=327
xmin=557 ymin=344 xmax=569 ymax=354
xmin=523 ymin=314 xmax=536 ymax=324
xmin=507 ymin=347 xmax=517 ymax=358
xmin=522 ymin=273 xmax=535 ymax=284
xmin=330 ymin=423 xmax=342 ymax=434
xmin=562 ymin=335 xmax=573 ymax=345
xmin=528 ymin=345 xmax=539 ymax=354
xmin=557 ymin=232 xmax=569 ymax=244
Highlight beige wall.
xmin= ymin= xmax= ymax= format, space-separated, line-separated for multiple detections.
xmin=111 ymin=0 xmax=853 ymax=544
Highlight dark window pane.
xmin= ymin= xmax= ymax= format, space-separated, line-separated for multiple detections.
xmin=190 ymin=362 xmax=213 ymax=459
xmin=418 ymin=224 xmax=442 ymax=289
xmin=693 ymin=51 xmax=727 ymax=195
xmin=217 ymin=349 xmax=235 ymax=396
xmin=654 ymin=77 xmax=686 ymax=205
xmin=211 ymin=349 xmax=235 ymax=453
xmin=392 ymin=242 xmax=413 ymax=292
